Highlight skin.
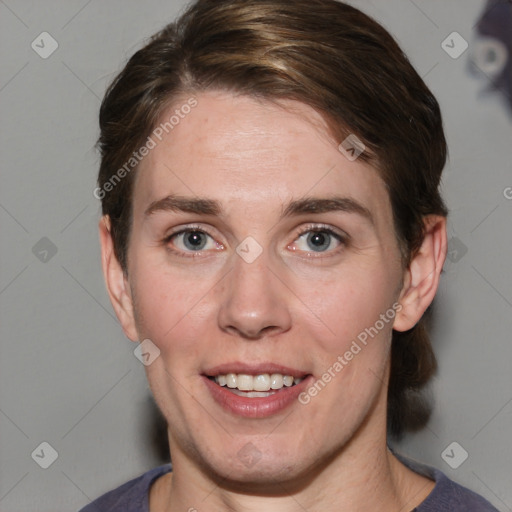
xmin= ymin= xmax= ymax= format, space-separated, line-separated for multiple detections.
xmin=100 ymin=90 xmax=447 ymax=512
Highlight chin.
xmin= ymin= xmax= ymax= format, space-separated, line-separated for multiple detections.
xmin=205 ymin=458 xmax=307 ymax=493
xmin=190 ymin=439 xmax=328 ymax=493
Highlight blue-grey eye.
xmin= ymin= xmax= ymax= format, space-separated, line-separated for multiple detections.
xmin=182 ymin=231 xmax=208 ymax=251
xmin=306 ymin=231 xmax=331 ymax=251
xmin=294 ymin=230 xmax=341 ymax=253
xmin=289 ymin=225 xmax=346 ymax=256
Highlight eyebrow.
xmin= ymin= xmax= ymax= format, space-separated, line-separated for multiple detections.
xmin=144 ymin=194 xmax=374 ymax=224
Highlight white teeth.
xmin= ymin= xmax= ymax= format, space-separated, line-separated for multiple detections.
xmin=237 ymin=374 xmax=253 ymax=391
xmin=283 ymin=375 xmax=294 ymax=387
xmin=253 ymin=374 xmax=271 ymax=391
xmin=229 ymin=389 xmax=276 ymax=398
xmin=270 ymin=373 xmax=283 ymax=389
xmin=226 ymin=373 xmax=237 ymax=388
xmin=213 ymin=372 xmax=304 ymax=392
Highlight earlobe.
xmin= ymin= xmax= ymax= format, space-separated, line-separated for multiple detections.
xmin=98 ymin=216 xmax=139 ymax=342
xmin=393 ymin=216 xmax=447 ymax=332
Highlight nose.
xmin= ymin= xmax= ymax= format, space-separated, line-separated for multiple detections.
xmin=217 ymin=248 xmax=292 ymax=340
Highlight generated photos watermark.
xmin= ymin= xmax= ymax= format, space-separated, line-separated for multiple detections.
xmin=298 ymin=302 xmax=402 ymax=405
xmin=338 ymin=133 xmax=365 ymax=161
xmin=93 ymin=97 xmax=198 ymax=200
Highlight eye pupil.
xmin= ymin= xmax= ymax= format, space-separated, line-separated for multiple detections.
xmin=307 ymin=231 xmax=330 ymax=252
xmin=184 ymin=231 xmax=206 ymax=250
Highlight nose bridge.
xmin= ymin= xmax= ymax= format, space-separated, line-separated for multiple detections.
xmin=217 ymin=243 xmax=292 ymax=339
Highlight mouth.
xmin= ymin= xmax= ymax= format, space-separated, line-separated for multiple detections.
xmin=206 ymin=373 xmax=304 ymax=398
xmin=202 ymin=363 xmax=312 ymax=418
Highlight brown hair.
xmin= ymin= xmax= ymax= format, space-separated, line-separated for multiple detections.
xmin=97 ymin=0 xmax=447 ymax=438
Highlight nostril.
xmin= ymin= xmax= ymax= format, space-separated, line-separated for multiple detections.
xmin=224 ymin=324 xmax=283 ymax=341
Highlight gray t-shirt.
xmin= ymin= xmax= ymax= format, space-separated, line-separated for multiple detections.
xmin=78 ymin=456 xmax=500 ymax=512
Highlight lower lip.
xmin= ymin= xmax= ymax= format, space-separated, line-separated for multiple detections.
xmin=202 ymin=375 xmax=313 ymax=418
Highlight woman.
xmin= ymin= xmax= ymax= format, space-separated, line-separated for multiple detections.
xmin=83 ymin=0 xmax=499 ymax=510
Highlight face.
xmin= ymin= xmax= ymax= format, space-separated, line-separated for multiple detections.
xmin=116 ymin=91 xmax=409 ymax=487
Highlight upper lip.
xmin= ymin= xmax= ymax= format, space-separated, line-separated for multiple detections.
xmin=204 ymin=362 xmax=309 ymax=378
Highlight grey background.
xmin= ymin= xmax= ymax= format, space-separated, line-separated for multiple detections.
xmin=1 ymin=0 xmax=511 ymax=511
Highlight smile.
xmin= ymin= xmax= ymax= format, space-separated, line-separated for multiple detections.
xmin=209 ymin=373 xmax=304 ymax=397
xmin=203 ymin=364 xmax=312 ymax=418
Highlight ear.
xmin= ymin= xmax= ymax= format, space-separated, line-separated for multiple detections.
xmin=393 ymin=215 xmax=447 ymax=332
xmin=99 ymin=216 xmax=139 ymax=342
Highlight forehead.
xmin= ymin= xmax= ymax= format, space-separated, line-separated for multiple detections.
xmin=133 ymin=91 xmax=390 ymax=220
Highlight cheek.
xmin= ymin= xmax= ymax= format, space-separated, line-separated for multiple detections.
xmin=130 ymin=262 xmax=217 ymax=358
xmin=296 ymin=263 xmax=399 ymax=354
xmin=296 ymin=269 xmax=398 ymax=422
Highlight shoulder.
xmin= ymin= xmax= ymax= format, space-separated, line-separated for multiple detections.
xmin=78 ymin=464 xmax=173 ymax=512
xmin=397 ymin=453 xmax=499 ymax=512
xmin=417 ymin=469 xmax=500 ymax=512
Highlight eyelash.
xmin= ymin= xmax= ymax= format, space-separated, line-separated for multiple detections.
xmin=292 ymin=224 xmax=347 ymax=256
xmin=163 ymin=223 xmax=348 ymax=259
